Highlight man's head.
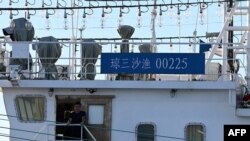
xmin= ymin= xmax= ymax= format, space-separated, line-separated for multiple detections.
xmin=73 ymin=101 xmax=82 ymax=113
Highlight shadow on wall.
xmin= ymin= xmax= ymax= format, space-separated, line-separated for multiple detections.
xmin=0 ymin=88 xmax=10 ymax=141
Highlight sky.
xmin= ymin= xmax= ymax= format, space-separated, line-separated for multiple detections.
xmin=0 ymin=0 xmax=247 ymax=140
xmin=0 ymin=1 xmax=227 ymax=41
xmin=0 ymin=0 xmax=229 ymax=77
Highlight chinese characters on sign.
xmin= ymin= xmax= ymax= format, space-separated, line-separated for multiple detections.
xmin=110 ymin=57 xmax=151 ymax=70
xmin=101 ymin=53 xmax=205 ymax=74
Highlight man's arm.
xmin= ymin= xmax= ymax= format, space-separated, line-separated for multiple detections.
xmin=81 ymin=112 xmax=86 ymax=124
xmin=67 ymin=117 xmax=72 ymax=125
xmin=81 ymin=115 xmax=86 ymax=124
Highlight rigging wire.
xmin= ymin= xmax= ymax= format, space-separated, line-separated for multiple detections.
xmin=0 ymin=114 xmax=188 ymax=141
xmin=0 ymin=0 xmax=247 ymax=11
xmin=0 ymin=123 xmax=187 ymax=141
xmin=0 ymin=125 xmax=94 ymax=141
xmin=0 ymin=133 xmax=37 ymax=141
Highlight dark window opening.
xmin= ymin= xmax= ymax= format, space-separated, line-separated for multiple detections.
xmin=137 ymin=123 xmax=155 ymax=141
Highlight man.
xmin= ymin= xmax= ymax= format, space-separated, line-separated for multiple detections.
xmin=67 ymin=102 xmax=86 ymax=140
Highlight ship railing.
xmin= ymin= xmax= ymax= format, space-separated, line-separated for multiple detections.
xmin=0 ymin=56 xmax=245 ymax=82
xmin=47 ymin=123 xmax=97 ymax=141
xmin=0 ymin=41 xmax=247 ymax=82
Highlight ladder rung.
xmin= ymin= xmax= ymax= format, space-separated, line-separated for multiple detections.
xmin=227 ymin=45 xmax=247 ymax=49
xmin=235 ymin=50 xmax=246 ymax=54
xmin=234 ymin=11 xmax=248 ymax=15
xmin=226 ymin=26 xmax=250 ymax=31
xmin=237 ymin=6 xmax=249 ymax=10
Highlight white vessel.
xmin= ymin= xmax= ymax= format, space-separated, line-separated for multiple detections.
xmin=0 ymin=0 xmax=250 ymax=141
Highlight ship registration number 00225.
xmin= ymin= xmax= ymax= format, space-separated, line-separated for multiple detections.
xmin=101 ymin=53 xmax=205 ymax=74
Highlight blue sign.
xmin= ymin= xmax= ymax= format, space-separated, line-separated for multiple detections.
xmin=101 ymin=53 xmax=205 ymax=74
xmin=200 ymin=39 xmax=212 ymax=53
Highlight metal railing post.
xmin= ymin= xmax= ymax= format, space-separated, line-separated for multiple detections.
xmin=81 ymin=124 xmax=83 ymax=141
xmin=47 ymin=124 xmax=49 ymax=141
xmin=83 ymin=124 xmax=97 ymax=141
xmin=49 ymin=123 xmax=97 ymax=141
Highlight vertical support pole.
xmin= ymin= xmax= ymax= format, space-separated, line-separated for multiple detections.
xmin=246 ymin=0 xmax=250 ymax=87
xmin=47 ymin=124 xmax=49 ymax=141
xmin=71 ymin=0 xmax=76 ymax=80
xmin=79 ymin=29 xmax=83 ymax=80
xmin=150 ymin=0 xmax=157 ymax=80
xmin=69 ymin=41 xmax=72 ymax=80
xmin=150 ymin=0 xmax=157 ymax=53
xmin=228 ymin=0 xmax=234 ymax=80
xmin=247 ymin=33 xmax=250 ymax=87
xmin=73 ymin=39 xmax=77 ymax=80
xmin=35 ymin=37 xmax=38 ymax=78
xmin=81 ymin=125 xmax=83 ymax=140
xmin=193 ymin=31 xmax=197 ymax=53
xmin=222 ymin=32 xmax=228 ymax=81
xmin=222 ymin=2 xmax=229 ymax=81
xmin=0 ymin=43 xmax=6 ymax=75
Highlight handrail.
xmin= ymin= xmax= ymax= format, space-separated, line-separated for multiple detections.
xmin=82 ymin=124 xmax=97 ymax=141
xmin=48 ymin=123 xmax=97 ymax=141
xmin=0 ymin=40 xmax=248 ymax=82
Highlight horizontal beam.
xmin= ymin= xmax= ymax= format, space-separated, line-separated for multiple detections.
xmin=237 ymin=6 xmax=249 ymax=10
xmin=0 ymin=36 xmax=207 ymax=41
xmin=0 ymin=80 xmax=236 ymax=90
xmin=226 ymin=26 xmax=250 ymax=31
xmin=0 ymin=0 xmax=247 ymax=11
xmin=234 ymin=11 xmax=248 ymax=15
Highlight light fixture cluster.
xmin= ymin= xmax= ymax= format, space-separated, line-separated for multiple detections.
xmin=0 ymin=0 xmax=228 ymax=30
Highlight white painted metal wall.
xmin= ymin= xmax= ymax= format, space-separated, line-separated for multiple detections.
xmin=1 ymin=82 xmax=250 ymax=141
xmin=2 ymin=88 xmax=55 ymax=141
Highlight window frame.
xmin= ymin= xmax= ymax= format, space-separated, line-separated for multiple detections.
xmin=15 ymin=95 xmax=47 ymax=123
xmin=87 ymin=104 xmax=105 ymax=125
xmin=184 ymin=122 xmax=206 ymax=141
xmin=136 ymin=122 xmax=156 ymax=141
